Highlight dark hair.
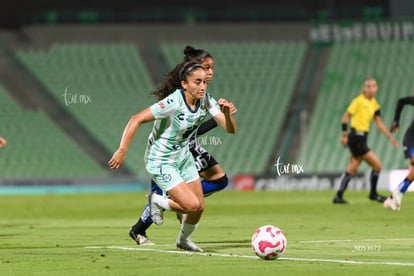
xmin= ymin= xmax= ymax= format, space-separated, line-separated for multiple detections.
xmin=151 ymin=61 xmax=203 ymax=100
xmin=183 ymin=45 xmax=213 ymax=63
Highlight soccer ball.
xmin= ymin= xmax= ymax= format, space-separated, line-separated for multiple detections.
xmin=251 ymin=225 xmax=287 ymax=260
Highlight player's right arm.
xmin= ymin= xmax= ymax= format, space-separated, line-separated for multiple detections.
xmin=0 ymin=136 xmax=7 ymax=148
xmin=340 ymin=111 xmax=350 ymax=147
xmin=391 ymin=96 xmax=414 ymax=132
xmin=109 ymin=93 xmax=179 ymax=169
xmin=108 ymin=107 xmax=155 ymax=169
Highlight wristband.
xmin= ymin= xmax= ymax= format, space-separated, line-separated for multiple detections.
xmin=341 ymin=123 xmax=348 ymax=131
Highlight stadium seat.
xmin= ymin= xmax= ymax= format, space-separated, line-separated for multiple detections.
xmin=0 ymin=85 xmax=107 ymax=178
xmin=16 ymin=43 xmax=155 ymax=176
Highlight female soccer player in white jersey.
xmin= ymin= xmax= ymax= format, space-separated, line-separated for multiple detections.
xmin=108 ymin=61 xmax=237 ymax=252
xmin=128 ymin=46 xmax=237 ymax=247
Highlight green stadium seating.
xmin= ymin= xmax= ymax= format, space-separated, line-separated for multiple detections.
xmin=0 ymin=85 xmax=107 ymax=178
xmin=298 ymin=41 xmax=414 ymax=173
xmin=16 ymin=43 xmax=155 ymax=176
xmin=161 ymin=42 xmax=307 ymax=175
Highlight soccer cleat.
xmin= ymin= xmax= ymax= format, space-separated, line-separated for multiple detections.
xmin=148 ymin=192 xmax=164 ymax=226
xmin=391 ymin=189 xmax=403 ymax=210
xmin=176 ymin=238 xmax=204 ymax=252
xmin=369 ymin=193 xmax=387 ymax=203
xmin=333 ymin=196 xmax=349 ymax=204
xmin=383 ymin=197 xmax=398 ymax=211
xmin=129 ymin=229 xmax=155 ymax=246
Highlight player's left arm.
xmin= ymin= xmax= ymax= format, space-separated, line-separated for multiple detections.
xmin=197 ymin=102 xmax=238 ymax=136
xmin=213 ymin=98 xmax=237 ymax=134
xmin=373 ymin=111 xmax=398 ymax=148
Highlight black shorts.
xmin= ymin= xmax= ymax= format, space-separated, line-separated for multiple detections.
xmin=403 ymin=126 xmax=414 ymax=159
xmin=348 ymin=129 xmax=370 ymax=157
xmin=189 ymin=143 xmax=218 ymax=172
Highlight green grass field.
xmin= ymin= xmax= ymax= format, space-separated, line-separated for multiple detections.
xmin=1 ymin=190 xmax=413 ymax=275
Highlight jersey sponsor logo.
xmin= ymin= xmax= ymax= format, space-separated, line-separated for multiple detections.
xmin=177 ymin=113 xmax=185 ymax=121
xmin=159 ymin=102 xmax=165 ymax=109
xmin=167 ymin=98 xmax=174 ymax=104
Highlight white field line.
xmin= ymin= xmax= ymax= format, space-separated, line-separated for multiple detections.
xmin=85 ymin=245 xmax=414 ymax=267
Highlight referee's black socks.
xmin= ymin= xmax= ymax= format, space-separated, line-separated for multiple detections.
xmin=369 ymin=170 xmax=380 ymax=195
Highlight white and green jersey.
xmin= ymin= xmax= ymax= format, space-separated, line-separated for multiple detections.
xmin=144 ymin=89 xmax=221 ymax=165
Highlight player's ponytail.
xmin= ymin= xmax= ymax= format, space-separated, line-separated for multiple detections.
xmin=151 ymin=63 xmax=181 ymax=100
xmin=151 ymin=61 xmax=203 ymax=100
xmin=183 ymin=45 xmax=213 ymax=63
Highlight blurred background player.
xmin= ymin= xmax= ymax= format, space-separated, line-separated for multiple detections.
xmin=333 ymin=78 xmax=398 ymax=204
xmin=109 ymin=61 xmax=236 ymax=252
xmin=129 ymin=46 xmax=237 ymax=246
xmin=0 ymin=136 xmax=7 ymax=148
xmin=384 ymin=96 xmax=414 ymax=210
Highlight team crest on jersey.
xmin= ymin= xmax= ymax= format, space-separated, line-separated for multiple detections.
xmin=162 ymin=174 xmax=172 ymax=182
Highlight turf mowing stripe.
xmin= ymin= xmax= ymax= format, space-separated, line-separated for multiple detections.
xmin=85 ymin=246 xmax=414 ymax=266
xmin=0 ymin=184 xmax=145 ymax=195
xmin=86 ymin=246 xmax=257 ymax=259
xmin=299 ymin=238 xmax=414 ymax=243
xmin=299 ymin=239 xmax=353 ymax=243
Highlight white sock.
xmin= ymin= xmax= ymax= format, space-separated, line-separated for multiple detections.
xmin=152 ymin=193 xmax=171 ymax=210
xmin=177 ymin=223 xmax=198 ymax=242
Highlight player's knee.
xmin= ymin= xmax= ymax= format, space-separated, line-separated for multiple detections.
xmin=183 ymin=199 xmax=203 ymax=213
xmin=198 ymin=201 xmax=205 ymax=213
xmin=347 ymin=169 xmax=357 ymax=176
xmin=373 ymin=164 xmax=382 ymax=172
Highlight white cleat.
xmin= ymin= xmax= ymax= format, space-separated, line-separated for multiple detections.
xmin=391 ymin=189 xmax=403 ymax=211
xmin=136 ymin=234 xmax=155 ymax=246
xmin=384 ymin=190 xmax=403 ymax=211
xmin=176 ymin=239 xmax=204 ymax=252
xmin=129 ymin=229 xmax=155 ymax=246
xmin=148 ymin=192 xmax=164 ymax=225
xmin=383 ymin=197 xmax=397 ymax=210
